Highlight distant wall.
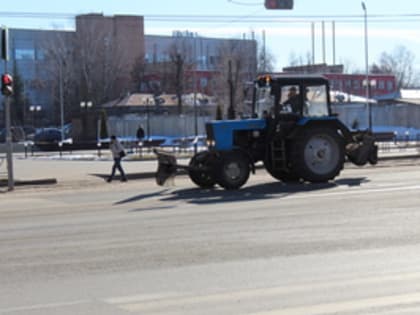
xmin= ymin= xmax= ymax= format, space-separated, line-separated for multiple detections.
xmin=332 ymin=102 xmax=420 ymax=130
xmin=107 ymin=114 xmax=213 ymax=138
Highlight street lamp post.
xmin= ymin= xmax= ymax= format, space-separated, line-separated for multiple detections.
xmin=29 ymin=105 xmax=42 ymax=128
xmin=363 ymin=79 xmax=376 ymax=130
xmin=145 ymin=98 xmax=151 ymax=139
xmin=361 ymin=2 xmax=371 ymax=130
xmin=80 ymin=101 xmax=92 ymax=141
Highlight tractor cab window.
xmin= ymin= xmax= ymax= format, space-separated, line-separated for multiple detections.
xmin=280 ymin=85 xmax=300 ymax=113
xmin=303 ymin=85 xmax=330 ymax=117
xmin=254 ymin=83 xmax=274 ymax=118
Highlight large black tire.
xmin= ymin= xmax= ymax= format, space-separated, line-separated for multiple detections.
xmin=188 ymin=151 xmax=216 ymax=188
xmin=265 ymin=167 xmax=301 ymax=183
xmin=291 ymin=127 xmax=345 ymax=183
xmin=215 ymin=151 xmax=250 ymax=190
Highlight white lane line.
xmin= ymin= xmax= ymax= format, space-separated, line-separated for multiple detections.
xmin=0 ymin=300 xmax=90 ymax=314
xmin=290 ymin=184 xmax=420 ymax=200
xmin=106 ymin=271 xmax=420 ymax=313
xmin=250 ymin=292 xmax=420 ymax=315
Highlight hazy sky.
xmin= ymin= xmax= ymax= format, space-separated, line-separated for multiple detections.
xmin=2 ymin=0 xmax=420 ymax=71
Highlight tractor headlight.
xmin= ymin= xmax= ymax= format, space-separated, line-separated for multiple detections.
xmin=206 ymin=139 xmax=215 ymax=147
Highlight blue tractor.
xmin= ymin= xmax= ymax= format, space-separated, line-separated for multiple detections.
xmin=155 ymin=75 xmax=377 ymax=190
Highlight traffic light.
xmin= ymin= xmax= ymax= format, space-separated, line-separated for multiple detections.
xmin=1 ymin=73 xmax=13 ymax=96
xmin=264 ymin=0 xmax=293 ymax=9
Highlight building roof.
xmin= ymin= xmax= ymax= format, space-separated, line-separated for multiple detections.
xmin=102 ymin=93 xmax=217 ymax=108
xmin=330 ymin=90 xmax=377 ymax=104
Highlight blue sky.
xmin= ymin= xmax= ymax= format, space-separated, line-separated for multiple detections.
xmin=2 ymin=0 xmax=420 ymax=71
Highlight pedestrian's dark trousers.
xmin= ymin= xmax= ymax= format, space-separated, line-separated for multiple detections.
xmin=110 ymin=157 xmax=126 ymax=180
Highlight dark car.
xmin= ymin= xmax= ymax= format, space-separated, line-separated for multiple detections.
xmin=34 ymin=128 xmax=62 ymax=143
xmin=0 ymin=127 xmax=26 ymax=143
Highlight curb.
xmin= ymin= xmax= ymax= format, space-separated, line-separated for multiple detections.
xmin=0 ymin=178 xmax=57 ymax=187
xmin=2 ymin=153 xmax=419 ymax=188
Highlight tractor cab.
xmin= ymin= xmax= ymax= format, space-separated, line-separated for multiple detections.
xmin=253 ymin=75 xmax=331 ymax=119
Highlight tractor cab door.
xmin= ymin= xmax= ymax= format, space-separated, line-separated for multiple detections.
xmin=301 ymin=84 xmax=331 ymax=117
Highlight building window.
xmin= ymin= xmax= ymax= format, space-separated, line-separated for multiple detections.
xmin=353 ymin=80 xmax=361 ymax=90
xmin=15 ymin=48 xmax=35 ymax=60
xmin=387 ymin=81 xmax=394 ymax=91
xmin=345 ymin=80 xmax=352 ymax=89
xmin=378 ymin=80 xmax=385 ymax=90
xmin=14 ymin=39 xmax=35 ymax=60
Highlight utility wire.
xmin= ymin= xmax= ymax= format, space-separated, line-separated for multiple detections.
xmin=227 ymin=0 xmax=262 ymax=6
xmin=2 ymin=11 xmax=420 ymax=24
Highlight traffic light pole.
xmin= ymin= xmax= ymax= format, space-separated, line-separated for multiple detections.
xmin=3 ymin=52 xmax=14 ymax=191
xmin=4 ymin=93 xmax=14 ymax=191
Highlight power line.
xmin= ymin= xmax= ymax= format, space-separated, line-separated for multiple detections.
xmin=227 ymin=0 xmax=262 ymax=6
xmin=2 ymin=11 xmax=420 ymax=24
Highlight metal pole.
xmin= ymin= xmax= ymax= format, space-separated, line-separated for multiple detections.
xmin=322 ymin=21 xmax=326 ymax=64
xmin=262 ymin=29 xmax=266 ymax=72
xmin=146 ymin=98 xmax=150 ymax=138
xmin=4 ymin=59 xmax=14 ymax=191
xmin=311 ymin=22 xmax=315 ymax=64
xmin=362 ymin=2 xmax=371 ymax=130
xmin=59 ymin=60 xmax=64 ymax=141
xmin=332 ymin=21 xmax=336 ymax=65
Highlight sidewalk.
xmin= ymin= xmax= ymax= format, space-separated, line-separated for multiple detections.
xmin=0 ymin=151 xmax=164 ymax=189
xmin=1 ymin=147 xmax=419 ymax=190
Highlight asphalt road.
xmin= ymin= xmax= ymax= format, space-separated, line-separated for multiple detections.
xmin=2 ymin=163 xmax=420 ymax=314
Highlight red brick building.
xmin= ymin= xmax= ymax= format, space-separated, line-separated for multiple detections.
xmin=282 ymin=64 xmax=397 ymax=99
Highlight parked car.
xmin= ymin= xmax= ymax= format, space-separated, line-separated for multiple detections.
xmin=22 ymin=126 xmax=36 ymax=141
xmin=0 ymin=127 xmax=26 ymax=143
xmin=34 ymin=128 xmax=62 ymax=144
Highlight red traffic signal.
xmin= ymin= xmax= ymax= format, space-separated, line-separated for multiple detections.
xmin=264 ymin=0 xmax=293 ymax=9
xmin=1 ymin=73 xmax=13 ymax=96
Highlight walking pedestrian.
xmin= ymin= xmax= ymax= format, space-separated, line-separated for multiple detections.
xmin=107 ymin=135 xmax=127 ymax=182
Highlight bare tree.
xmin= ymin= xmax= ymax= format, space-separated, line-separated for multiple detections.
xmin=372 ymin=45 xmax=417 ymax=89
xmin=214 ymin=40 xmax=257 ymax=118
xmin=167 ymin=39 xmax=194 ymax=114
xmin=257 ymin=44 xmax=276 ymax=74
xmin=74 ymin=19 xmax=126 ymax=105
xmin=287 ymin=51 xmax=312 ymax=67
xmin=42 ymin=31 xmax=78 ymax=123
xmin=131 ymin=55 xmax=148 ymax=93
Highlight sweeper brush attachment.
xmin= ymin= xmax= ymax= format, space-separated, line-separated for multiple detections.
xmin=154 ymin=149 xmax=179 ymax=186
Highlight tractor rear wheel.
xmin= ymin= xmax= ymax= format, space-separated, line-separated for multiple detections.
xmin=216 ymin=151 xmax=250 ymax=190
xmin=188 ymin=151 xmax=216 ymax=188
xmin=291 ymin=127 xmax=344 ymax=183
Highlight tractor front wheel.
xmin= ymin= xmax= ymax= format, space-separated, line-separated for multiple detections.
xmin=216 ymin=152 xmax=250 ymax=190
xmin=188 ymin=151 xmax=216 ymax=188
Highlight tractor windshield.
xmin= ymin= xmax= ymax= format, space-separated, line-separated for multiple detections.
xmin=254 ymin=84 xmax=274 ymax=118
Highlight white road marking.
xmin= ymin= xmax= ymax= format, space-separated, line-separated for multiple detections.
xmin=250 ymin=292 xmax=420 ymax=315
xmin=290 ymin=184 xmax=420 ymax=200
xmin=0 ymin=300 xmax=90 ymax=314
xmin=106 ymin=271 xmax=420 ymax=313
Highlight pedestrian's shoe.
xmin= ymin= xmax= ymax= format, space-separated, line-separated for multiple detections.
xmin=106 ymin=178 xmax=112 ymax=183
xmin=121 ymin=178 xmax=127 ymax=182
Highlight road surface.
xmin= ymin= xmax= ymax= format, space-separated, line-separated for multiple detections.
xmin=1 ymin=162 xmax=420 ymax=314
